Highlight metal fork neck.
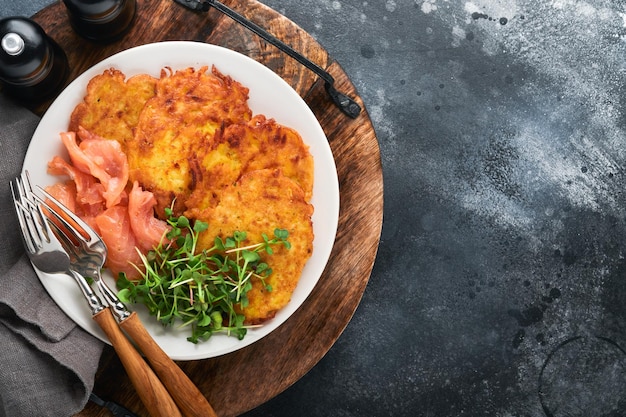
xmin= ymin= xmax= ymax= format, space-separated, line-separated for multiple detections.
xmin=96 ymin=280 xmax=131 ymax=321
xmin=69 ymin=269 xmax=106 ymax=315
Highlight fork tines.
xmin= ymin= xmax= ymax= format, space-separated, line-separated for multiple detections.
xmin=11 ymin=172 xmax=49 ymax=254
xmin=34 ymin=185 xmax=98 ymax=246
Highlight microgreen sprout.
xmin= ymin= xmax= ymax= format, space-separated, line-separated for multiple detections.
xmin=117 ymin=208 xmax=290 ymax=344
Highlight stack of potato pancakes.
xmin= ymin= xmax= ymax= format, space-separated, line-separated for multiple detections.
xmin=69 ymin=66 xmax=315 ymax=324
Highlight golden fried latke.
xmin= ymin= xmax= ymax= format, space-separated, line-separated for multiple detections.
xmin=69 ymin=68 xmax=158 ymax=147
xmin=127 ymin=66 xmax=252 ymax=216
xmin=68 ymin=65 xmax=315 ymax=325
xmin=185 ymin=114 xmax=314 ymax=217
xmin=195 ymin=169 xmax=314 ymax=324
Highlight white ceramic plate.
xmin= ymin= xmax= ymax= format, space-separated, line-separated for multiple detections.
xmin=22 ymin=41 xmax=339 ymax=360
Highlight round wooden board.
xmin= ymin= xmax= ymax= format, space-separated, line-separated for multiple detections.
xmin=31 ymin=1 xmax=383 ymax=415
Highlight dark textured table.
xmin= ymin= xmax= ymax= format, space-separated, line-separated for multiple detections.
xmin=3 ymin=0 xmax=626 ymax=416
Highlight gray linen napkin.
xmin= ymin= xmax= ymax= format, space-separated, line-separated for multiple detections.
xmin=0 ymin=93 xmax=104 ymax=417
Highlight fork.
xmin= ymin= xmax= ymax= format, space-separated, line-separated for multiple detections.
xmin=33 ymin=186 xmax=131 ymax=324
xmin=11 ymin=173 xmax=105 ymax=316
xmin=12 ymin=172 xmax=183 ymax=417
xmin=32 ymin=177 xmax=218 ymax=417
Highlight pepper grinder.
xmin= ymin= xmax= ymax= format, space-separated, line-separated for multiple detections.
xmin=0 ymin=17 xmax=69 ymax=103
xmin=63 ymin=0 xmax=137 ymax=42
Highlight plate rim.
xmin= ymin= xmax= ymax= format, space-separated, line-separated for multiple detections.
xmin=22 ymin=41 xmax=339 ymax=360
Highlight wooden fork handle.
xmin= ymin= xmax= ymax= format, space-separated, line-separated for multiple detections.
xmin=93 ymin=309 xmax=182 ymax=417
xmin=119 ymin=312 xmax=219 ymax=417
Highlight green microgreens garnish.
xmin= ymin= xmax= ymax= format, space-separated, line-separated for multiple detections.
xmin=116 ymin=207 xmax=290 ymax=344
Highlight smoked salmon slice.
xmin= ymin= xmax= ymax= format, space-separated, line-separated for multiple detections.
xmin=128 ymin=181 xmax=169 ymax=253
xmin=60 ymin=128 xmax=129 ymax=208
xmin=96 ymin=206 xmax=143 ymax=279
xmin=47 ymin=128 xmax=170 ymax=280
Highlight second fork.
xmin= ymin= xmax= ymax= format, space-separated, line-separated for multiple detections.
xmin=33 ymin=176 xmax=218 ymax=417
xmin=12 ymin=172 xmax=183 ymax=417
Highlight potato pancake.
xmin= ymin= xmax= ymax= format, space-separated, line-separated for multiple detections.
xmin=127 ymin=66 xmax=252 ymax=216
xmin=69 ymin=68 xmax=158 ymax=147
xmin=65 ymin=65 xmax=315 ymax=327
xmin=195 ymin=169 xmax=314 ymax=324
xmin=185 ymin=113 xmax=314 ymax=217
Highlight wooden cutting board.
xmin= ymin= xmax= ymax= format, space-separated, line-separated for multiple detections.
xmin=31 ymin=1 xmax=383 ymax=415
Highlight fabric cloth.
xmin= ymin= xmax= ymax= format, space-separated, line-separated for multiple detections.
xmin=0 ymin=93 xmax=104 ymax=417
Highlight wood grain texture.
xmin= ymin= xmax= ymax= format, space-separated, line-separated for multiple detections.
xmin=119 ymin=313 xmax=218 ymax=417
xmin=92 ymin=309 xmax=182 ymax=417
xmin=31 ymin=1 xmax=383 ymax=415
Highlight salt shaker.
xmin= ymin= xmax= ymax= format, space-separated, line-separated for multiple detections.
xmin=63 ymin=0 xmax=137 ymax=42
xmin=0 ymin=17 xmax=69 ymax=103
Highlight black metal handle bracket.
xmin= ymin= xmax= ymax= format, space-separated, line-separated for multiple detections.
xmin=173 ymin=0 xmax=361 ymax=118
